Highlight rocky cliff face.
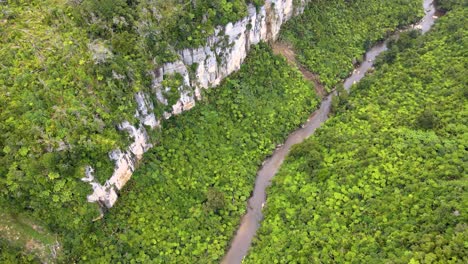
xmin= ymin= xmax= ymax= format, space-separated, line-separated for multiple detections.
xmin=83 ymin=0 xmax=311 ymax=209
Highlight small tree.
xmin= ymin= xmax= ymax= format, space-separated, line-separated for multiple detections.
xmin=331 ymin=84 xmax=349 ymax=114
xmin=416 ymin=109 xmax=440 ymax=130
xmin=204 ymin=187 xmax=225 ymax=214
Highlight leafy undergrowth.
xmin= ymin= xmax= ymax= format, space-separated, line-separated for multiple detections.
xmin=281 ymin=0 xmax=423 ymax=91
xmin=246 ymin=5 xmax=467 ymax=263
xmin=0 ymin=212 xmax=59 ymax=263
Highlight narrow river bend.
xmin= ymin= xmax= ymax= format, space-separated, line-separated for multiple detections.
xmin=222 ymin=1 xmax=441 ymax=263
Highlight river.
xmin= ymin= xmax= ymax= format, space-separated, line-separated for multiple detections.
xmin=221 ymin=0 xmax=442 ymax=263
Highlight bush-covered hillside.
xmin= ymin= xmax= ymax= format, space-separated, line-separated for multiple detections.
xmin=247 ymin=4 xmax=467 ymax=263
xmin=281 ymin=0 xmax=423 ymax=90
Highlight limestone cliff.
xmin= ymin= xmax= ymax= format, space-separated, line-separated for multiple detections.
xmin=83 ymin=0 xmax=311 ymax=208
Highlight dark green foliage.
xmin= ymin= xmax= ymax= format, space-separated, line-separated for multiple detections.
xmin=78 ymin=0 xmax=138 ymax=37
xmin=74 ymin=0 xmax=261 ymax=52
xmin=376 ymin=29 xmax=423 ymax=66
xmin=111 ymin=31 xmax=138 ymax=55
xmin=204 ymin=187 xmax=226 ymax=213
xmin=417 ymin=109 xmax=441 ymax=130
xmin=435 ymin=0 xmax=467 ymax=11
xmin=247 ymin=7 xmax=467 ymax=263
xmin=0 ymin=239 xmax=36 ymax=264
xmin=289 ymin=140 xmax=323 ymax=175
xmin=331 ymin=84 xmax=349 ymax=114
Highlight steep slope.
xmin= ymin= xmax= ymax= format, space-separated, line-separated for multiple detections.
xmin=0 ymin=0 xmax=310 ymax=230
xmin=69 ymin=44 xmax=319 ymax=263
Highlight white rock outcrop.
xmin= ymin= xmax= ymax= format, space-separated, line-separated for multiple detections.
xmin=155 ymin=0 xmax=310 ymax=116
xmin=82 ymin=93 xmax=157 ymax=208
xmin=83 ymin=0 xmax=311 ymax=209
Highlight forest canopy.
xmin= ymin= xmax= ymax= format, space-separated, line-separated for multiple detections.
xmin=246 ymin=4 xmax=467 ymax=263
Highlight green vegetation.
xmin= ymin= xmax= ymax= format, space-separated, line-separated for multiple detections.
xmin=76 ymin=0 xmax=263 ymax=51
xmin=247 ymin=5 xmax=467 ymax=263
xmin=3 ymin=0 xmax=463 ymax=262
xmin=0 ymin=0 xmax=266 ymax=227
xmin=72 ymin=0 xmax=264 ymax=65
xmin=0 ymin=239 xmax=36 ymax=264
xmin=435 ymin=0 xmax=466 ymax=11
xmin=281 ymin=0 xmax=423 ymax=90
xmin=73 ymin=44 xmax=318 ymax=263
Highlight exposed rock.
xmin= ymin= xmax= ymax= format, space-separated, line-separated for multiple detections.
xmin=88 ymin=40 xmax=113 ymax=64
xmin=134 ymin=92 xmax=159 ymax=129
xmin=84 ymin=0 xmax=311 ymax=210
xmin=153 ymin=0 xmax=311 ymax=118
xmin=81 ymin=107 xmax=161 ymax=209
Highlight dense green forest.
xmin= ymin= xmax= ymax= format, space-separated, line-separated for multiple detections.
xmin=71 ymin=44 xmax=318 ymax=262
xmin=247 ymin=3 xmax=467 ymax=263
xmin=1 ymin=0 xmax=464 ymax=262
xmin=281 ymin=0 xmax=423 ymax=90
xmin=0 ymin=39 xmax=318 ymax=261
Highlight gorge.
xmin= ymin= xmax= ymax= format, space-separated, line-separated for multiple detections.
xmin=1 ymin=0 xmax=465 ymax=262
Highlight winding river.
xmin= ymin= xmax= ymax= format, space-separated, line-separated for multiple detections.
xmin=222 ymin=0 xmax=442 ymax=263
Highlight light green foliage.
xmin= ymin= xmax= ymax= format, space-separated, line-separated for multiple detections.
xmin=281 ymin=0 xmax=423 ymax=90
xmin=73 ymin=44 xmax=318 ymax=263
xmin=161 ymin=73 xmax=185 ymax=112
xmin=247 ymin=6 xmax=467 ymax=263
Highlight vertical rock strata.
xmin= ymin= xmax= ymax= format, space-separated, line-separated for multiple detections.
xmin=84 ymin=0 xmax=311 ymax=208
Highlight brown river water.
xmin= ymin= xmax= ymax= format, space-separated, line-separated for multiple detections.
xmin=222 ymin=0 xmax=442 ymax=263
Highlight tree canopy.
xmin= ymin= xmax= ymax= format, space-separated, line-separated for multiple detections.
xmin=247 ymin=5 xmax=467 ymax=263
